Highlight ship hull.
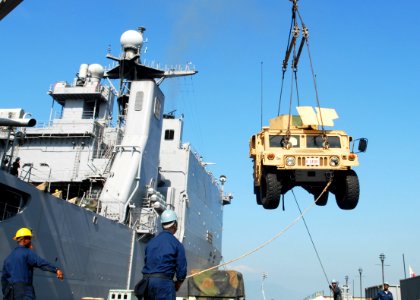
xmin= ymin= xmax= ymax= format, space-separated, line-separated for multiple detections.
xmin=0 ymin=171 xmax=144 ymax=299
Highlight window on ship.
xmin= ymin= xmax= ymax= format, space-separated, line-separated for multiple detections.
xmin=0 ymin=183 xmax=30 ymax=221
xmin=82 ymin=100 xmax=99 ymax=119
xmin=164 ymin=130 xmax=175 ymax=140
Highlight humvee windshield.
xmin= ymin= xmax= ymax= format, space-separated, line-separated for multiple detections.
xmin=269 ymin=135 xmax=300 ymax=148
xmin=306 ymin=135 xmax=341 ymax=148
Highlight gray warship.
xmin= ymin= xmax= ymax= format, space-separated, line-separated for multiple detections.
xmin=0 ymin=28 xmax=234 ymax=299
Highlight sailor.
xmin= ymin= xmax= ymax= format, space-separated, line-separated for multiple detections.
xmin=142 ymin=209 xmax=187 ymax=299
xmin=370 ymin=282 xmax=393 ymax=300
xmin=329 ymin=279 xmax=342 ymax=300
xmin=9 ymin=157 xmax=20 ymax=176
xmin=1 ymin=227 xmax=64 ymax=299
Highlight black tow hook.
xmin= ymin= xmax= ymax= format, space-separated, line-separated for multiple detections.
xmin=325 ymin=171 xmax=334 ymax=181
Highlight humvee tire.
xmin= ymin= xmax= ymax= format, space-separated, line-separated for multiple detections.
xmin=260 ymin=172 xmax=281 ymax=209
xmin=334 ymin=169 xmax=359 ymax=210
xmin=254 ymin=186 xmax=262 ymax=205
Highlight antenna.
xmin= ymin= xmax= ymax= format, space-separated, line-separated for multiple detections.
xmin=260 ymin=61 xmax=263 ymax=128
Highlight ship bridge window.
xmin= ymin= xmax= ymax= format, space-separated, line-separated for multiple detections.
xmin=307 ymin=135 xmax=341 ymax=148
xmin=0 ymin=183 xmax=30 ymax=222
xmin=164 ymin=130 xmax=175 ymax=140
xmin=269 ymin=135 xmax=300 ymax=148
xmin=82 ymin=101 xmax=99 ymax=119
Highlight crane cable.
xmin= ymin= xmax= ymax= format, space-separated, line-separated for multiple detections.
xmin=292 ymin=189 xmax=330 ymax=286
xmin=277 ymin=0 xmax=329 ymax=145
xmin=277 ymin=7 xmax=296 ymax=117
xmin=294 ymin=7 xmax=328 ymax=144
xmin=186 ymin=180 xmax=332 ymax=279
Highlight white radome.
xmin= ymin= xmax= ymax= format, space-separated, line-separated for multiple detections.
xmin=88 ymin=64 xmax=104 ymax=79
xmin=120 ymin=30 xmax=143 ymax=49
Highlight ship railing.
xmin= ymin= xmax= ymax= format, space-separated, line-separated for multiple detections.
xmin=183 ymin=143 xmax=222 ymax=188
xmin=142 ymin=60 xmax=197 ymax=73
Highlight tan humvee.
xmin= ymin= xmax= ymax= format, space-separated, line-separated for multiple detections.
xmin=249 ymin=107 xmax=367 ymax=210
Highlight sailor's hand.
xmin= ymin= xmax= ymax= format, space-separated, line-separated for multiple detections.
xmin=56 ymin=269 xmax=64 ymax=280
xmin=175 ymin=280 xmax=183 ymax=291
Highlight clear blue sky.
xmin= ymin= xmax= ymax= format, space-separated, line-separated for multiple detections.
xmin=1 ymin=1 xmax=420 ymax=299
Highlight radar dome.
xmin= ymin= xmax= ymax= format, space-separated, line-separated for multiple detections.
xmin=120 ymin=30 xmax=143 ymax=49
xmin=88 ymin=64 xmax=104 ymax=79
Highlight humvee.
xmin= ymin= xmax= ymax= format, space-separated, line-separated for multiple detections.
xmin=249 ymin=106 xmax=367 ymax=210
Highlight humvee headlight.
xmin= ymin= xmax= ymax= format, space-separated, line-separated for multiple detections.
xmin=286 ymin=156 xmax=295 ymax=166
xmin=330 ymin=156 xmax=340 ymax=166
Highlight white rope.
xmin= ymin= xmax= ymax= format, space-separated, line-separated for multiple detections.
xmin=187 ymin=180 xmax=332 ymax=278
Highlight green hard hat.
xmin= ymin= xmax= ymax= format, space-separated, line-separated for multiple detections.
xmin=161 ymin=209 xmax=177 ymax=224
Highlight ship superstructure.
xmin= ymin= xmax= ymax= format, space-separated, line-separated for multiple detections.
xmin=0 ymin=28 xmax=232 ymax=299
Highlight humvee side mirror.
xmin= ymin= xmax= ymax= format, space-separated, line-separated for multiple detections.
xmin=358 ymin=138 xmax=368 ymax=152
xmin=352 ymin=138 xmax=368 ymax=153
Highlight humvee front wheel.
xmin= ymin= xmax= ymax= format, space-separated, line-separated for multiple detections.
xmin=260 ymin=172 xmax=281 ymax=209
xmin=334 ymin=170 xmax=359 ymax=210
xmin=254 ymin=186 xmax=262 ymax=205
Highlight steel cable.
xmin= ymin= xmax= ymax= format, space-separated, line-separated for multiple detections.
xmin=292 ymin=188 xmax=330 ymax=286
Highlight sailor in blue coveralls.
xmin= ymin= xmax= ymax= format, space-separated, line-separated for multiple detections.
xmin=371 ymin=282 xmax=393 ymax=300
xmin=1 ymin=228 xmax=64 ymax=300
xmin=142 ymin=210 xmax=187 ymax=300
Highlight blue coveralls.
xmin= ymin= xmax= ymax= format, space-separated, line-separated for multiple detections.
xmin=1 ymin=246 xmax=59 ymax=300
xmin=142 ymin=231 xmax=187 ymax=300
xmin=373 ymin=290 xmax=393 ymax=300
xmin=330 ymin=286 xmax=342 ymax=300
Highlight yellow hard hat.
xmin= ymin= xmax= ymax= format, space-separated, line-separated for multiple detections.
xmin=13 ymin=227 xmax=33 ymax=240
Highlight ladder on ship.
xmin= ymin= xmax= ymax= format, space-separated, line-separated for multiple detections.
xmin=71 ymin=145 xmax=82 ymax=180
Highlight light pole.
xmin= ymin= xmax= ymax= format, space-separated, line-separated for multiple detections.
xmin=358 ymin=267 xmax=363 ymax=298
xmin=379 ymin=253 xmax=385 ymax=286
xmin=261 ymin=272 xmax=267 ymax=300
xmin=40 ymin=163 xmax=51 ymax=192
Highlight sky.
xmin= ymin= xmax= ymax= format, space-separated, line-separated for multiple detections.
xmin=1 ymin=1 xmax=420 ymax=299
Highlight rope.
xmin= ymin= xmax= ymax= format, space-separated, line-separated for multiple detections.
xmin=292 ymin=187 xmax=330 ymax=286
xmin=186 ymin=180 xmax=332 ymax=279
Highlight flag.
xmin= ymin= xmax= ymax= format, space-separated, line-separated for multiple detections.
xmin=409 ymin=265 xmax=416 ymax=277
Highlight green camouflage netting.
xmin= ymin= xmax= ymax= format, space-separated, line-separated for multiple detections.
xmin=187 ymin=270 xmax=245 ymax=299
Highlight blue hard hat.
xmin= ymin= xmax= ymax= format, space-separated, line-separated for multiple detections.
xmin=331 ymin=279 xmax=337 ymax=284
xmin=161 ymin=209 xmax=177 ymax=224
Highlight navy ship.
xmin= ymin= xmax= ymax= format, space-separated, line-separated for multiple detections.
xmin=0 ymin=28 xmax=233 ymax=299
